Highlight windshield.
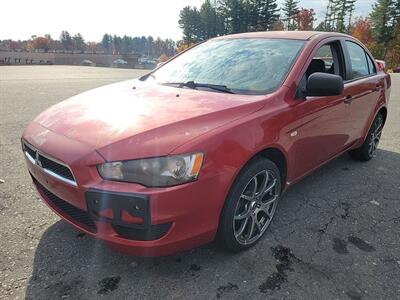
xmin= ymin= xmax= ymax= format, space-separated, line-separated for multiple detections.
xmin=149 ymin=38 xmax=305 ymax=95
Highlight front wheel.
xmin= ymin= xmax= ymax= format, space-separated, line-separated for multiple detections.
xmin=217 ymin=157 xmax=281 ymax=252
xmin=349 ymin=113 xmax=384 ymax=161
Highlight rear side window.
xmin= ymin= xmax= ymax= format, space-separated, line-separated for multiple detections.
xmin=346 ymin=41 xmax=369 ymax=79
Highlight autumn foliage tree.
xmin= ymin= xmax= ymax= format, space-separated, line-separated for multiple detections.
xmin=31 ymin=37 xmax=50 ymax=52
xmin=350 ymin=18 xmax=374 ymax=47
xmin=176 ymin=41 xmax=195 ymax=53
xmin=386 ymin=22 xmax=400 ymax=68
xmin=273 ymin=19 xmax=285 ymax=31
xmin=293 ymin=8 xmax=315 ymax=31
xmin=159 ymin=53 xmax=170 ymax=62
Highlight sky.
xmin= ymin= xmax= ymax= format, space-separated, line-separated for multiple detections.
xmin=0 ymin=0 xmax=376 ymax=42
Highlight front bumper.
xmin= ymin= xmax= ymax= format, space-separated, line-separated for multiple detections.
xmin=23 ymin=123 xmax=231 ymax=256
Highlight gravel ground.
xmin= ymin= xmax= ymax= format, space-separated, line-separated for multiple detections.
xmin=0 ymin=66 xmax=399 ymax=300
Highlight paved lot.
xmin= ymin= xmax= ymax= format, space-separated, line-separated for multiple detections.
xmin=0 ymin=66 xmax=399 ymax=300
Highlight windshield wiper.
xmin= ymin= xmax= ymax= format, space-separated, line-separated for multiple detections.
xmin=139 ymin=73 xmax=155 ymax=81
xmin=162 ymin=81 xmax=236 ymax=94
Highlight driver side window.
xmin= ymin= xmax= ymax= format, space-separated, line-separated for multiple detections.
xmin=297 ymin=41 xmax=344 ymax=98
xmin=306 ymin=43 xmax=344 ymax=79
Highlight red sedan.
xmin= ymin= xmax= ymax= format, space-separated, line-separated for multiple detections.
xmin=22 ymin=31 xmax=391 ymax=256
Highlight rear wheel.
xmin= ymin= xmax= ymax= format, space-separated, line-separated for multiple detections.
xmin=217 ymin=157 xmax=281 ymax=252
xmin=349 ymin=113 xmax=384 ymax=161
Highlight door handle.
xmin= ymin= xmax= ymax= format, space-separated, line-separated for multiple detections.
xmin=374 ymin=84 xmax=382 ymax=92
xmin=344 ymin=95 xmax=353 ymax=104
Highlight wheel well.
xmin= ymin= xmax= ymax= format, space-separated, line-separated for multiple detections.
xmin=378 ymin=107 xmax=387 ymax=125
xmin=256 ymin=148 xmax=287 ymax=186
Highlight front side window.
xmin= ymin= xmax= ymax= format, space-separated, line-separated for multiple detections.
xmin=306 ymin=43 xmax=343 ymax=78
xmin=315 ymin=45 xmax=335 ymax=72
xmin=366 ymin=54 xmax=377 ymax=74
xmin=150 ymin=38 xmax=305 ymax=95
xmin=346 ymin=41 xmax=369 ymax=79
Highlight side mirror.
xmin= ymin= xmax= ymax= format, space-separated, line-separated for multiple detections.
xmin=306 ymin=72 xmax=344 ymax=97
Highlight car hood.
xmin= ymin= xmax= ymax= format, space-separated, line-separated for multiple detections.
xmin=34 ymin=79 xmax=266 ymax=160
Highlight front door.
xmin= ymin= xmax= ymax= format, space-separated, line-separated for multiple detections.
xmin=287 ymin=40 xmax=351 ymax=181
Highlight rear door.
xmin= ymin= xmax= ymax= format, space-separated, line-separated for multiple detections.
xmin=341 ymin=40 xmax=382 ymax=141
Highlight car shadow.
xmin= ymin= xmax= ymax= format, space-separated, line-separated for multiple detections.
xmin=25 ymin=149 xmax=400 ymax=299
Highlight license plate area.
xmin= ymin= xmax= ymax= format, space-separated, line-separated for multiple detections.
xmin=86 ymin=189 xmax=150 ymax=229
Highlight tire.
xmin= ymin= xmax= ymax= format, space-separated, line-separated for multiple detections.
xmin=217 ymin=156 xmax=282 ymax=252
xmin=349 ymin=113 xmax=384 ymax=161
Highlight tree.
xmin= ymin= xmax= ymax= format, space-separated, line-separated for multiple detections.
xmin=8 ymin=40 xmax=22 ymax=51
xmin=31 ymin=36 xmax=50 ymax=52
xmin=199 ymin=0 xmax=223 ymax=38
xmin=386 ymin=22 xmax=400 ymax=67
xmin=218 ymin=0 xmax=247 ymax=34
xmin=324 ymin=0 xmax=356 ymax=32
xmin=258 ymin=0 xmax=280 ymax=30
xmin=273 ymin=19 xmax=285 ymax=30
xmin=179 ymin=6 xmax=204 ymax=42
xmin=72 ymin=33 xmax=85 ymax=51
xmin=346 ymin=0 xmax=357 ymax=29
xmin=370 ymin=0 xmax=399 ymax=58
xmin=282 ymin=0 xmax=299 ymax=30
xmin=247 ymin=0 xmax=280 ymax=31
xmin=121 ymin=35 xmax=132 ymax=54
xmin=113 ymin=35 xmax=122 ymax=54
xmin=159 ymin=53 xmax=170 ymax=62
xmin=176 ymin=41 xmax=195 ymax=53
xmin=324 ymin=0 xmax=336 ymax=31
xmin=87 ymin=41 xmax=97 ymax=53
xmin=315 ymin=21 xmax=327 ymax=31
xmin=60 ymin=30 xmax=72 ymax=50
xmin=101 ymin=34 xmax=112 ymax=54
xmin=350 ymin=17 xmax=374 ymax=47
xmin=293 ymin=8 xmax=315 ymax=31
xmin=334 ymin=0 xmax=356 ymax=33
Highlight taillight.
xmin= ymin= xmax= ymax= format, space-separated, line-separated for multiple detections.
xmin=376 ymin=60 xmax=386 ymax=71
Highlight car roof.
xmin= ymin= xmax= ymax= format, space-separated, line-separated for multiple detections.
xmin=213 ymin=31 xmax=350 ymax=41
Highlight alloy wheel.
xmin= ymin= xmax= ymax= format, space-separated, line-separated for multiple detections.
xmin=368 ymin=115 xmax=383 ymax=156
xmin=233 ymin=170 xmax=279 ymax=245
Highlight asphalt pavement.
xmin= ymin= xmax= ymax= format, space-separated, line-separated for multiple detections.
xmin=0 ymin=66 xmax=399 ymax=299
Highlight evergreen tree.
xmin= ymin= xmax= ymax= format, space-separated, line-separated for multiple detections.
xmin=179 ymin=6 xmax=204 ymax=42
xmin=101 ymin=34 xmax=112 ymax=54
xmin=314 ymin=22 xmax=324 ymax=31
xmin=370 ymin=0 xmax=398 ymax=58
xmin=60 ymin=30 xmax=72 ymax=50
xmin=72 ymin=33 xmax=85 ymax=51
xmin=324 ymin=0 xmax=356 ymax=32
xmin=282 ymin=0 xmax=299 ymax=30
xmin=112 ymin=35 xmax=122 ymax=54
xmin=218 ymin=0 xmax=247 ymax=34
xmin=199 ymin=0 xmax=224 ymax=38
xmin=347 ymin=0 xmax=356 ymax=30
xmin=247 ymin=0 xmax=280 ymax=31
xmin=335 ymin=0 xmax=357 ymax=33
xmin=392 ymin=0 xmax=400 ymax=25
xmin=324 ymin=0 xmax=334 ymax=31
xmin=259 ymin=0 xmax=280 ymax=30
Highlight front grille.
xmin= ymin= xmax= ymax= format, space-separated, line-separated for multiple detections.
xmin=22 ymin=140 xmax=76 ymax=185
xmin=38 ymin=154 xmax=74 ymax=181
xmin=24 ymin=143 xmax=36 ymax=160
xmin=112 ymin=223 xmax=171 ymax=241
xmin=33 ymin=178 xmax=96 ymax=233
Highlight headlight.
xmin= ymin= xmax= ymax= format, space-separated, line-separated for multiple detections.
xmin=97 ymin=152 xmax=204 ymax=187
